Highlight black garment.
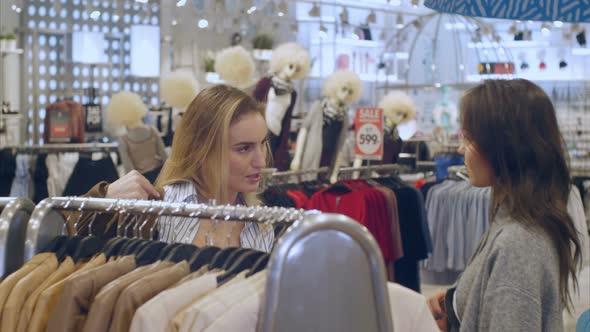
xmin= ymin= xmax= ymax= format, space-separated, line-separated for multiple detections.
xmin=143 ymin=166 xmax=162 ymax=184
xmin=33 ymin=154 xmax=49 ymax=203
xmin=260 ymin=188 xmax=296 ymax=208
xmin=383 ymin=134 xmax=403 ymax=164
xmin=0 ymin=150 xmax=16 ymax=196
xmin=391 ymin=185 xmax=433 ymax=293
xmin=63 ymin=156 xmax=119 ymax=196
xmin=320 ymin=120 xmax=344 ymax=168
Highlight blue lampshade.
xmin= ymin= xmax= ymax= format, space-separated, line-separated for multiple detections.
xmin=424 ymin=0 xmax=590 ymax=23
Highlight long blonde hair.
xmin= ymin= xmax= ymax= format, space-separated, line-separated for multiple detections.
xmin=155 ymin=84 xmax=266 ymax=205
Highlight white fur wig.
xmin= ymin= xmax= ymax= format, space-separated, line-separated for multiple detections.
xmin=322 ymin=70 xmax=363 ymax=105
xmin=161 ymin=70 xmax=199 ymax=109
xmin=378 ymin=90 xmax=417 ymax=128
xmin=270 ymin=42 xmax=311 ymax=80
xmin=106 ymin=91 xmax=147 ymax=127
xmin=215 ymin=46 xmax=256 ymax=89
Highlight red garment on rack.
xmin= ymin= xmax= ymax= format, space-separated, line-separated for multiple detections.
xmin=286 ymin=190 xmax=309 ymax=209
xmin=305 ymin=180 xmax=398 ymax=263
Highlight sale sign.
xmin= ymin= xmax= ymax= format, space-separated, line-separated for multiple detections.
xmin=354 ymin=107 xmax=384 ymax=160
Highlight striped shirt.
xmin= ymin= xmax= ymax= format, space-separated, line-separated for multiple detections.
xmin=157 ymin=182 xmax=274 ymax=252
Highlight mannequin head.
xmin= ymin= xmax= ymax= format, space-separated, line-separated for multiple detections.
xmin=215 ymin=46 xmax=256 ymax=89
xmin=322 ymin=70 xmax=363 ymax=107
xmin=161 ymin=70 xmax=199 ymax=109
xmin=106 ymin=91 xmax=147 ymax=128
xmin=378 ymin=91 xmax=416 ymax=130
xmin=269 ymin=42 xmax=311 ymax=81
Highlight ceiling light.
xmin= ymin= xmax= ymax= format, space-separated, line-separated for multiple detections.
xmin=340 ymin=6 xmax=349 ymax=24
xmin=11 ymin=4 xmax=22 ymax=13
xmin=553 ymin=21 xmax=563 ymax=28
xmin=90 ymin=10 xmax=101 ymax=20
xmin=171 ymin=19 xmax=178 ymax=26
xmin=176 ymin=0 xmax=187 ymax=6
xmin=366 ymin=10 xmax=376 ymax=24
xmin=278 ymin=12 xmax=284 ymax=17
xmin=395 ymin=13 xmax=404 ymax=28
xmin=508 ymin=23 xmax=517 ymax=34
xmin=309 ymin=2 xmax=321 ymax=17
xmin=247 ymin=6 xmax=257 ymax=14
xmin=135 ymin=0 xmax=148 ymax=3
xmin=319 ymin=23 xmax=328 ymax=38
xmin=278 ymin=0 xmax=288 ymax=13
xmin=198 ymin=19 xmax=209 ymax=29
xmin=541 ymin=22 xmax=551 ymax=36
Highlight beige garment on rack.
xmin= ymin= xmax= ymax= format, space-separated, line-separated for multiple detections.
xmin=1 ymin=253 xmax=58 ymax=331
xmin=168 ymin=270 xmax=246 ymax=332
xmin=109 ymin=261 xmax=190 ymax=332
xmin=45 ymin=255 xmax=136 ymax=332
xmin=16 ymin=256 xmax=76 ymax=332
xmin=83 ymin=261 xmax=173 ymax=332
xmin=202 ymin=272 xmax=267 ymax=332
xmin=27 ymin=253 xmax=107 ymax=332
xmin=177 ymin=271 xmax=265 ymax=332
xmin=0 ymin=253 xmax=55 ymax=319
xmin=129 ymin=268 xmax=222 ymax=332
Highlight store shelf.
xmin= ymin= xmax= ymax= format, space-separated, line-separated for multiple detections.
xmin=311 ymin=38 xmax=382 ymax=48
xmin=466 ymin=74 xmax=590 ymax=83
xmin=309 ymin=73 xmax=403 ymax=83
xmin=0 ymin=48 xmax=23 ymax=55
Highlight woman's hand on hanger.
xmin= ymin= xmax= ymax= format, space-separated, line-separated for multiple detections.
xmin=427 ymin=289 xmax=448 ymax=331
xmin=106 ymin=170 xmax=160 ymax=200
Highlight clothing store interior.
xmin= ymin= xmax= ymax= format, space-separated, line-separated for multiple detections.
xmin=0 ymin=0 xmax=589 ymax=331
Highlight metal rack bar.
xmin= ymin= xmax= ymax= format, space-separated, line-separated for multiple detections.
xmin=3 ymin=143 xmax=119 ymax=154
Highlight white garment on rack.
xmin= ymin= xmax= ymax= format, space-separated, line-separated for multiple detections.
xmin=46 ymin=153 xmax=79 ymax=197
xmin=129 ymin=270 xmax=222 ymax=332
xmin=157 ymin=182 xmax=274 ymax=253
xmin=177 ymin=271 xmax=264 ymax=332
xmin=203 ymin=280 xmax=438 ymax=332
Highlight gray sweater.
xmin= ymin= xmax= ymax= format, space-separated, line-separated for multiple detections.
xmin=452 ymin=205 xmax=563 ymax=332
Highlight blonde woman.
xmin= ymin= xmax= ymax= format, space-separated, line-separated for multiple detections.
xmin=91 ymin=84 xmax=274 ymax=252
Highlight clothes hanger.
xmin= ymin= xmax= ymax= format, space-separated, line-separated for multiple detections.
xmin=221 ymin=248 xmax=252 ymax=270
xmin=216 ymin=250 xmax=267 ymax=284
xmin=164 ymin=243 xmax=199 ymax=263
xmin=158 ymin=243 xmax=184 ymax=260
xmin=72 ymin=212 xmax=106 ymax=262
xmin=208 ymin=247 xmax=239 ymax=270
xmin=135 ymin=241 xmax=167 ymax=266
xmin=245 ymin=254 xmax=270 ymax=277
xmin=188 ymin=246 xmax=221 ymax=272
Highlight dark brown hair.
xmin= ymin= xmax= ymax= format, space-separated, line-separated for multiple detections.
xmin=460 ymin=79 xmax=581 ymax=310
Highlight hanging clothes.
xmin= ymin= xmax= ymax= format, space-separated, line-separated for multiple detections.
xmin=118 ymin=125 xmax=167 ymax=176
xmin=9 ymin=154 xmax=34 ymax=199
xmin=63 ymin=155 xmax=119 ymax=196
xmin=0 ymin=150 xmax=16 ymax=196
xmin=32 ymin=154 xmax=49 ymax=204
xmin=0 ymin=236 xmax=438 ymax=332
xmin=46 ymin=153 xmax=79 ymax=197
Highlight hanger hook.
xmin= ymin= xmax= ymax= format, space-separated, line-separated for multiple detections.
xmin=73 ymin=198 xmax=89 ymax=235
xmin=138 ymin=200 xmax=155 ymax=239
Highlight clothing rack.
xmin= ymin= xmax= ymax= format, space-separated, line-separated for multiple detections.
xmin=0 ymin=197 xmax=35 ymax=278
xmin=338 ymin=163 xmax=409 ymax=180
xmin=20 ymin=197 xmax=394 ymax=332
xmin=2 ymin=143 xmax=119 ymax=154
xmin=25 ymin=197 xmax=313 ymax=261
xmin=261 ymin=167 xmax=331 ymax=187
